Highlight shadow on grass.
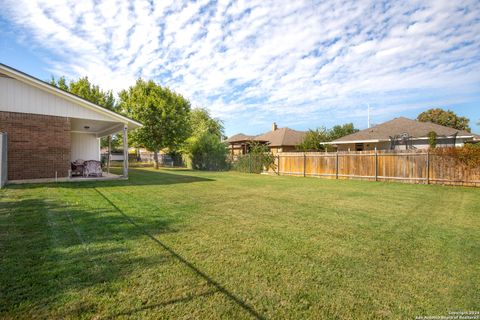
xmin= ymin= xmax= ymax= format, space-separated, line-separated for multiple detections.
xmin=0 ymin=196 xmax=177 ymax=318
xmin=106 ymin=289 xmax=218 ymax=319
xmin=6 ymin=168 xmax=214 ymax=190
xmin=95 ymin=188 xmax=265 ymax=320
xmin=0 ymin=184 xmax=265 ymax=319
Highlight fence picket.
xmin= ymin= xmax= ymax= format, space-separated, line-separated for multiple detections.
xmin=269 ymin=150 xmax=480 ymax=187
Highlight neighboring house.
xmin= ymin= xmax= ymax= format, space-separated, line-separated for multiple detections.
xmin=326 ymin=117 xmax=479 ymax=151
xmin=0 ymin=63 xmax=142 ymax=183
xmin=225 ymin=133 xmax=257 ymax=155
xmin=227 ymin=123 xmax=306 ymax=155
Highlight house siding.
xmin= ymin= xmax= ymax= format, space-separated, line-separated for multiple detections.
xmin=0 ymin=75 xmax=118 ymax=122
xmin=0 ymin=111 xmax=71 ymax=180
xmin=336 ymin=137 xmax=469 ymax=151
xmin=71 ymin=132 xmax=100 ymax=162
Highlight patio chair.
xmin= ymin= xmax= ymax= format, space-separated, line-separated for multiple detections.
xmin=71 ymin=159 xmax=85 ymax=177
xmin=83 ymin=160 xmax=103 ymax=177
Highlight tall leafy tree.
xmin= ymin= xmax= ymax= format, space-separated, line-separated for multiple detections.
xmin=49 ymin=75 xmax=68 ymax=91
xmin=298 ymin=123 xmax=359 ymax=151
xmin=184 ymin=133 xmax=229 ymax=171
xmin=328 ymin=123 xmax=359 ymax=141
xmin=297 ymin=128 xmax=330 ymax=151
xmin=49 ymin=76 xmax=117 ymax=112
xmin=183 ymin=108 xmax=228 ymax=170
xmin=189 ymin=108 xmax=224 ymax=139
xmin=417 ymin=108 xmax=471 ymax=132
xmin=119 ymin=79 xmax=191 ymax=169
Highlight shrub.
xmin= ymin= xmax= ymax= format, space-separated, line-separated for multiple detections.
xmin=184 ymin=133 xmax=229 ymax=171
xmin=232 ymin=142 xmax=276 ymax=173
xmin=428 ymin=131 xmax=437 ymax=149
xmin=432 ymin=144 xmax=480 ymax=169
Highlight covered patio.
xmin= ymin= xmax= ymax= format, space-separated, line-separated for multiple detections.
xmin=0 ymin=63 xmax=142 ymax=186
xmin=69 ymin=117 xmax=133 ymax=181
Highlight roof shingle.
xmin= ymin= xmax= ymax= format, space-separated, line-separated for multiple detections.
xmin=225 ymin=133 xmax=256 ymax=143
xmin=254 ymin=127 xmax=306 ymax=147
xmin=227 ymin=127 xmax=306 ymax=147
xmin=333 ymin=117 xmax=478 ymax=143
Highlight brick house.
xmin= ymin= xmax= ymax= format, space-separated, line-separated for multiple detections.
xmin=226 ymin=123 xmax=306 ymax=155
xmin=0 ymin=63 xmax=141 ymax=184
xmin=326 ymin=117 xmax=479 ymax=151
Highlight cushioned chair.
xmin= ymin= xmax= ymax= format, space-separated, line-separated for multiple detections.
xmin=71 ymin=159 xmax=85 ymax=177
xmin=83 ymin=160 xmax=103 ymax=177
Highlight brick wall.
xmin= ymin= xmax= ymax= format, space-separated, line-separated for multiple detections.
xmin=0 ymin=111 xmax=71 ymax=180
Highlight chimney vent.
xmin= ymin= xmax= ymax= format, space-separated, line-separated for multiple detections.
xmin=272 ymin=122 xmax=278 ymax=131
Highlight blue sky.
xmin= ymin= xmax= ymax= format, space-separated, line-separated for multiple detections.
xmin=1 ymin=0 xmax=479 ymax=136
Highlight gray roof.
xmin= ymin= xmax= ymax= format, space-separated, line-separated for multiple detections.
xmin=254 ymin=127 xmax=306 ymax=147
xmin=227 ymin=127 xmax=306 ymax=147
xmin=332 ymin=117 xmax=479 ymax=143
xmin=225 ymin=133 xmax=256 ymax=143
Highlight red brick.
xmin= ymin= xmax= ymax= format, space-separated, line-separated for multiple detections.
xmin=0 ymin=111 xmax=71 ymax=180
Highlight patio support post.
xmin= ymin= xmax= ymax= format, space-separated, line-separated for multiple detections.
xmin=123 ymin=125 xmax=128 ymax=178
xmin=107 ymin=135 xmax=111 ymax=174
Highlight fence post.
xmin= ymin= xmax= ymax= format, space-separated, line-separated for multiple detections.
xmin=336 ymin=151 xmax=339 ymax=179
xmin=375 ymin=147 xmax=378 ymax=181
xmin=249 ymin=153 xmax=252 ymax=173
xmin=277 ymin=154 xmax=280 ymax=175
xmin=303 ymin=153 xmax=306 ymax=177
xmin=426 ymin=150 xmax=430 ymax=184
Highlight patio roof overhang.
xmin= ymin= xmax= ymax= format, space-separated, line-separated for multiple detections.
xmin=0 ymin=63 xmax=142 ymax=133
xmin=70 ymin=118 xmax=128 ymax=137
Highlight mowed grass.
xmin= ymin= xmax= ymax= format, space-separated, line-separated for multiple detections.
xmin=0 ymin=168 xmax=479 ymax=319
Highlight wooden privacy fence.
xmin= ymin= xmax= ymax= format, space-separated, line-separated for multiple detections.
xmin=264 ymin=150 xmax=480 ymax=187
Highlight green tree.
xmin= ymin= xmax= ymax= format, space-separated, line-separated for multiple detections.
xmin=119 ymin=79 xmax=191 ymax=169
xmin=417 ymin=108 xmax=471 ymax=132
xmin=328 ymin=123 xmax=359 ymax=141
xmin=428 ymin=131 xmax=437 ymax=149
xmin=297 ymin=128 xmax=329 ymax=151
xmin=184 ymin=133 xmax=229 ymax=171
xmin=49 ymin=76 xmax=116 ymax=112
xmin=183 ymin=108 xmax=228 ymax=170
xmin=298 ymin=123 xmax=358 ymax=151
xmin=189 ymin=108 xmax=224 ymax=139
xmin=49 ymin=75 xmax=68 ymax=91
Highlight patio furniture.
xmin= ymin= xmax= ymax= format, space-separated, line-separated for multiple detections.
xmin=83 ymin=160 xmax=103 ymax=177
xmin=71 ymin=159 xmax=85 ymax=177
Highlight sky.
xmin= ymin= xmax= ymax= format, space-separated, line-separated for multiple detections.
xmin=1 ymin=0 xmax=479 ymax=136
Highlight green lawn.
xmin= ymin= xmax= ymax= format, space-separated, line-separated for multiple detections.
xmin=1 ymin=168 xmax=479 ymax=319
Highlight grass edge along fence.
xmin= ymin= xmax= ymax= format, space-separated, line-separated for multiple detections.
xmin=258 ymin=149 xmax=480 ymax=187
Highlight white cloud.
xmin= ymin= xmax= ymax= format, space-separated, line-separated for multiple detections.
xmin=1 ymin=0 xmax=479 ymax=133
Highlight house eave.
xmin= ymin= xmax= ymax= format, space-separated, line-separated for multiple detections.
xmin=325 ymin=135 xmax=476 ymax=145
xmin=323 ymin=139 xmax=383 ymax=145
xmin=0 ymin=63 xmax=142 ymax=129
